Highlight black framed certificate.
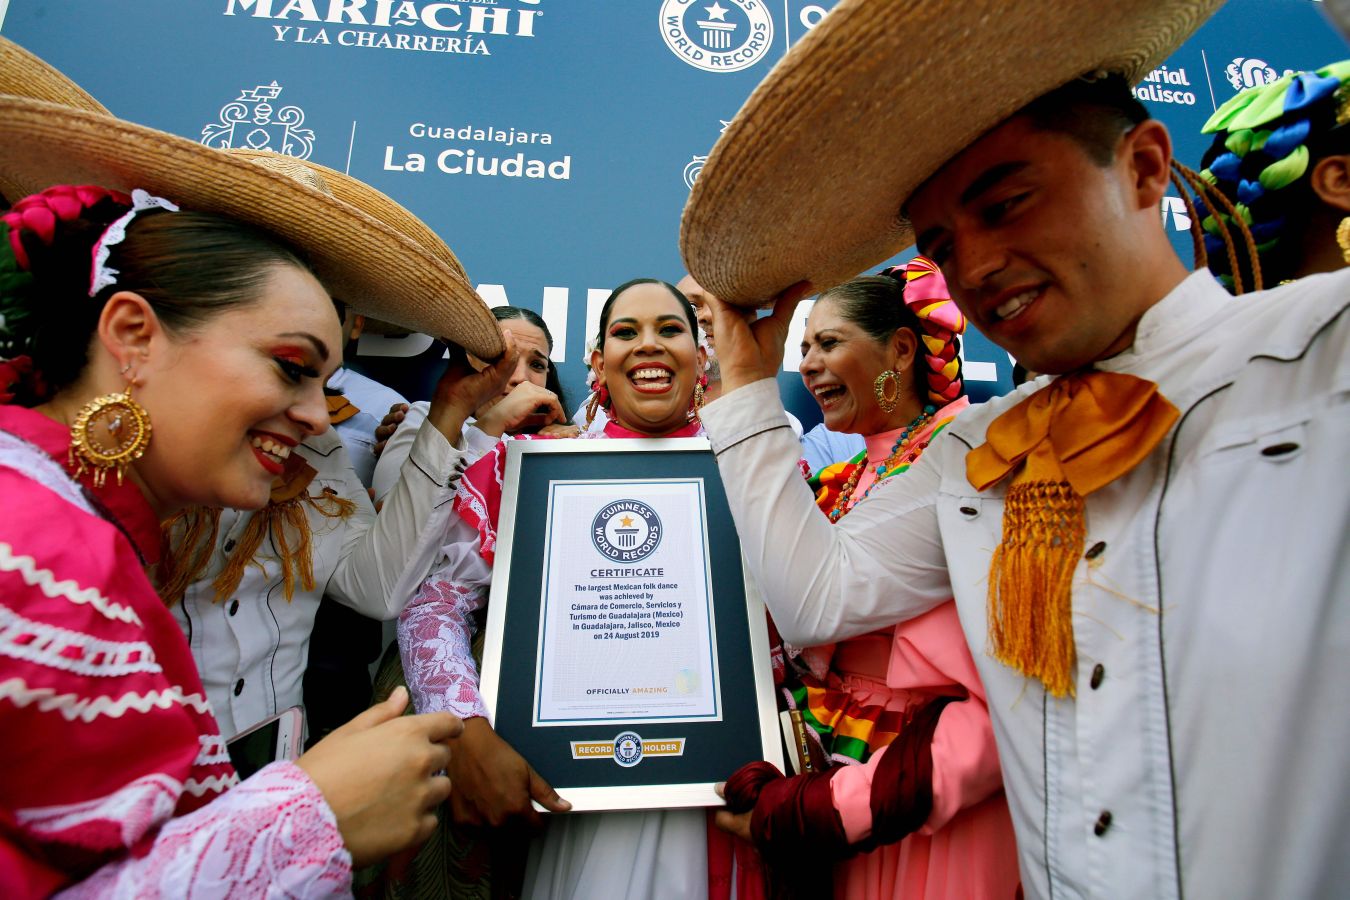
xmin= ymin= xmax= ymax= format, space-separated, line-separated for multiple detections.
xmin=479 ymin=438 xmax=782 ymax=812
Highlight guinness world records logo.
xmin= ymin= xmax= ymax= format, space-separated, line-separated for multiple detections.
xmin=613 ymin=731 xmax=644 ymax=767
xmin=660 ymin=0 xmax=774 ymax=74
xmin=592 ymin=499 xmax=663 ymax=563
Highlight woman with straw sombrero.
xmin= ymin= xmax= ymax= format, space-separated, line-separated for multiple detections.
xmin=679 ymin=1 xmax=1350 ymax=898
xmin=0 ymin=37 xmax=522 ymax=895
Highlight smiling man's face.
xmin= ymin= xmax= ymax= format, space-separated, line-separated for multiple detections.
xmin=907 ymin=114 xmax=1172 ymax=374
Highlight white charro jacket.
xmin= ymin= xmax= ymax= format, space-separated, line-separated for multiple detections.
xmin=700 ymin=268 xmax=1350 ymax=900
xmin=173 ymin=418 xmax=471 ymax=738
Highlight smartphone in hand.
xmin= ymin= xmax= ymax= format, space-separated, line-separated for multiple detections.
xmin=226 ymin=706 xmax=305 ymax=779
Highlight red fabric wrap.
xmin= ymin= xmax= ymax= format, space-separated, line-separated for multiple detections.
xmin=857 ymin=694 xmax=955 ymax=852
xmin=722 ymin=761 xmax=842 ymax=899
xmin=724 ymin=695 xmax=956 ymax=866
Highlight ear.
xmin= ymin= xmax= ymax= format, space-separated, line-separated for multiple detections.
xmin=96 ymin=291 xmax=162 ymax=377
xmin=349 ymin=313 xmax=366 ymax=342
xmin=1309 ymin=154 xmax=1350 ymax=214
xmin=696 ymin=344 xmax=708 ymax=376
xmin=1121 ymin=118 xmax=1174 ymax=210
xmin=889 ymin=326 xmax=919 ymax=372
xmin=590 ymin=345 xmax=606 ymax=388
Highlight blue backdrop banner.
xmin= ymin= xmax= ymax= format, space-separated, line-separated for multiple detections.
xmin=1 ymin=1 xmax=1345 ymax=425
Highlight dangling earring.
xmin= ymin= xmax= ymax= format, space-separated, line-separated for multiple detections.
xmin=873 ymin=369 xmax=902 ymax=413
xmin=69 ymin=382 xmax=152 ymax=488
xmin=584 ymin=384 xmax=610 ymax=429
xmin=1337 ymin=217 xmax=1350 ymax=265
xmin=688 ymin=375 xmax=707 ymax=422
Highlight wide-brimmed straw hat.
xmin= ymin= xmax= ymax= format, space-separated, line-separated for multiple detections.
xmin=0 ymin=36 xmax=107 ymax=115
xmin=0 ymin=98 xmax=501 ymax=357
xmin=680 ymin=0 xmax=1225 ymax=306
xmin=0 ymin=38 xmax=501 ymax=357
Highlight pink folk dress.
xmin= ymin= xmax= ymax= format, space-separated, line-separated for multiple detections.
xmin=795 ymin=398 xmax=1021 ymax=899
xmin=0 ymin=405 xmax=349 ymax=898
xmin=399 ymin=419 xmax=714 ymax=900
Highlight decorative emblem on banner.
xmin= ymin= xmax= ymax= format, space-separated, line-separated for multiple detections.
xmin=660 ymin=0 xmax=773 ymax=74
xmin=1160 ymin=196 xmax=1192 ymax=233
xmin=1225 ymin=57 xmax=1280 ymax=92
xmin=592 ymin=500 xmax=663 ymax=563
xmin=570 ymin=732 xmax=687 ymax=767
xmin=200 ymin=82 xmax=316 ymax=159
xmin=683 ymin=155 xmax=708 ymax=190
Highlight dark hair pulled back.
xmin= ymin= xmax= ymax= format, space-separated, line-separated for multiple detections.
xmin=2 ymin=187 xmax=314 ymax=400
xmin=820 ymin=274 xmax=964 ymax=406
xmin=594 ymin=278 xmax=699 ymax=349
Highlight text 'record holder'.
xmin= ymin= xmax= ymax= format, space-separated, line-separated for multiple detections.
xmin=479 ymin=438 xmax=782 ymax=812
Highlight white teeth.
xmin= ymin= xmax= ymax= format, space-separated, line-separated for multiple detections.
xmin=250 ymin=435 xmax=291 ymax=461
xmin=996 ymin=291 xmax=1037 ymax=321
xmin=813 ymin=385 xmax=842 ymax=398
xmin=631 ymin=368 xmax=671 ymax=381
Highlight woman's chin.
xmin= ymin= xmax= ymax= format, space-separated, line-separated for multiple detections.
xmin=820 ymin=409 xmax=856 ymax=435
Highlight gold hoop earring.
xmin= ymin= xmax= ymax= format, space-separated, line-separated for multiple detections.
xmin=69 ymin=383 xmax=152 ymax=488
xmin=1337 ymin=216 xmax=1350 ymax=265
xmin=873 ymin=369 xmax=902 ymax=413
xmin=689 ymin=379 xmax=706 ymax=422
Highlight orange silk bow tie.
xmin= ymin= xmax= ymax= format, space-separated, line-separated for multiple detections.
xmin=965 ymin=371 xmax=1179 ymax=697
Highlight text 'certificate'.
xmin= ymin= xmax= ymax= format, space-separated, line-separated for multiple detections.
xmin=534 ymin=479 xmax=722 ymax=727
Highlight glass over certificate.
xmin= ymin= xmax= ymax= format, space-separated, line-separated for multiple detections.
xmin=479 ymin=438 xmax=782 ymax=812
xmin=534 ymin=479 xmax=721 ymax=727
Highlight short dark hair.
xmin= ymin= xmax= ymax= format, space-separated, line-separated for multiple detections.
xmin=1018 ymin=74 xmax=1150 ymax=166
xmin=594 ymin=278 xmax=699 ymax=349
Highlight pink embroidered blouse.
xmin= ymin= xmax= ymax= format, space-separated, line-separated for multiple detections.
xmin=0 ymin=406 xmax=349 ymax=898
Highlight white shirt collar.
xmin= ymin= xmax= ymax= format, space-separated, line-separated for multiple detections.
xmin=1095 ymin=270 xmax=1231 ymax=373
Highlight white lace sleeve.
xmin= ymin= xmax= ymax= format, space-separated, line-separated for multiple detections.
xmin=56 ymin=762 xmax=350 ymax=899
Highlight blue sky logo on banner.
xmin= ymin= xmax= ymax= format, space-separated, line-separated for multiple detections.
xmin=660 ymin=0 xmax=773 ymax=72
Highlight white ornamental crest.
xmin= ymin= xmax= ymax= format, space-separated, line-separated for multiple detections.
xmin=683 ymin=155 xmax=707 ymax=190
xmin=200 ymin=82 xmax=316 ymax=159
xmin=1225 ymin=58 xmax=1279 ymax=92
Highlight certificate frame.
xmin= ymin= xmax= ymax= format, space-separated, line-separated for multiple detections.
xmin=479 ymin=438 xmax=783 ymax=812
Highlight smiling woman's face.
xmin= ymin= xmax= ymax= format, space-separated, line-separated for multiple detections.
xmin=591 ymin=282 xmax=704 ymax=436
xmin=130 ymin=263 xmax=343 ymax=514
xmin=799 ymin=295 xmax=903 ymax=436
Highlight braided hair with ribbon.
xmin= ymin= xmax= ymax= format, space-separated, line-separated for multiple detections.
xmin=0 ymin=185 xmax=134 ymax=403
xmin=1187 ymin=60 xmax=1350 ymax=291
xmin=881 ymin=256 xmax=966 ymax=405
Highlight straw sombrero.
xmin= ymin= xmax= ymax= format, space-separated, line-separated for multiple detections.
xmin=0 ymin=36 xmax=501 ymax=357
xmin=680 ymin=0 xmax=1225 ymax=306
xmin=225 ymin=149 xmax=471 ymax=286
xmin=0 ymin=97 xmax=501 ymax=357
xmin=0 ymin=36 xmax=107 ymax=115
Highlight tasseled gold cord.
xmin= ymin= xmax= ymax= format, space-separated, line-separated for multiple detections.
xmin=158 ymin=489 xmax=356 ymax=606
xmin=986 ymin=481 xmax=1084 ymax=699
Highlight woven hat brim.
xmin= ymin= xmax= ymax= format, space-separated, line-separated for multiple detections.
xmin=0 ymin=97 xmax=503 ymax=359
xmin=680 ymin=0 xmax=1225 ymax=306
xmin=225 ymin=149 xmax=471 ymax=285
xmin=0 ymin=36 xmax=108 ymax=115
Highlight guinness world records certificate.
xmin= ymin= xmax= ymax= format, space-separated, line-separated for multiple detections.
xmin=479 ymin=438 xmax=782 ymax=811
